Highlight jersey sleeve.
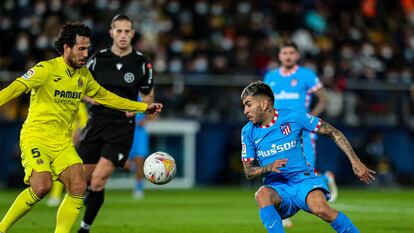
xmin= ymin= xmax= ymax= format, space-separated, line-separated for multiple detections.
xmin=16 ymin=62 xmax=49 ymax=91
xmin=241 ymin=126 xmax=256 ymax=162
xmin=138 ymin=57 xmax=154 ymax=95
xmin=0 ymin=81 xmax=27 ymax=106
xmin=92 ymin=87 xmax=148 ymax=113
xmin=305 ymin=69 xmax=322 ymax=93
xmin=296 ymin=111 xmax=322 ymax=132
xmin=84 ymin=70 xmax=102 ymax=97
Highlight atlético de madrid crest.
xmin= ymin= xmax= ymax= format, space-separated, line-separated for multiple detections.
xmin=280 ymin=123 xmax=291 ymax=135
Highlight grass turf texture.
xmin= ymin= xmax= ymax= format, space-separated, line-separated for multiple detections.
xmin=0 ymin=188 xmax=413 ymax=233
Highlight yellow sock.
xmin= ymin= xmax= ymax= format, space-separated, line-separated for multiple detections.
xmin=49 ymin=181 xmax=64 ymax=200
xmin=54 ymin=193 xmax=84 ymax=233
xmin=0 ymin=187 xmax=40 ymax=232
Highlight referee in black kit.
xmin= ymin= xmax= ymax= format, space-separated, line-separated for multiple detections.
xmin=77 ymin=14 xmax=154 ymax=233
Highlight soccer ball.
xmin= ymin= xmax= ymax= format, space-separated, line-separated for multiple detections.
xmin=143 ymin=151 xmax=177 ymax=185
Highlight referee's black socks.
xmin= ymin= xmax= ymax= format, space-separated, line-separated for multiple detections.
xmin=79 ymin=189 xmax=105 ymax=231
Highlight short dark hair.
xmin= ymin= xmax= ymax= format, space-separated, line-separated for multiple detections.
xmin=241 ymin=81 xmax=274 ymax=103
xmin=279 ymin=40 xmax=299 ymax=51
xmin=54 ymin=22 xmax=91 ymax=55
xmin=111 ymin=14 xmax=134 ymax=29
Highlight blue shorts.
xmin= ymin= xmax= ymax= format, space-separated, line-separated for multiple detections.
xmin=302 ymin=131 xmax=317 ymax=167
xmin=266 ymin=175 xmax=330 ymax=219
xmin=129 ymin=125 xmax=149 ymax=158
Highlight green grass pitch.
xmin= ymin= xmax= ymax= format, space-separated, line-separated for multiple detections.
xmin=0 ymin=187 xmax=413 ymax=232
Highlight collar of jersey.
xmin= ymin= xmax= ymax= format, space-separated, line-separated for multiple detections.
xmin=259 ymin=110 xmax=279 ymax=128
xmin=279 ymin=65 xmax=299 ymax=77
xmin=58 ymin=56 xmax=76 ymax=73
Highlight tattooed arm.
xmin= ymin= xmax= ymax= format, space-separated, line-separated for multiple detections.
xmin=242 ymin=159 xmax=288 ymax=180
xmin=315 ymin=120 xmax=376 ymax=184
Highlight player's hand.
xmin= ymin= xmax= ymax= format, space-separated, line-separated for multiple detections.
xmin=125 ymin=112 xmax=136 ymax=118
xmin=145 ymin=103 xmax=163 ymax=115
xmin=271 ymin=159 xmax=288 ymax=173
xmin=352 ymin=161 xmax=376 ymax=184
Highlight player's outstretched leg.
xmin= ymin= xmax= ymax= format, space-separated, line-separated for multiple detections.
xmin=78 ymin=157 xmax=115 ymax=233
xmin=330 ymin=212 xmax=360 ymax=233
xmin=307 ymin=190 xmax=359 ymax=233
xmin=260 ymin=205 xmax=284 ymax=233
xmin=55 ymin=193 xmax=84 ymax=233
xmin=0 ymin=170 xmax=52 ymax=233
xmin=78 ymin=189 xmax=105 ymax=233
xmin=256 ymin=186 xmax=285 ymax=233
xmin=56 ymin=164 xmax=86 ymax=233
xmin=0 ymin=187 xmax=41 ymax=232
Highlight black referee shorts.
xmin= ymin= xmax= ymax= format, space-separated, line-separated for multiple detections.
xmin=77 ymin=117 xmax=135 ymax=167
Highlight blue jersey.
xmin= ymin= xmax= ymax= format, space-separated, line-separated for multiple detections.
xmin=263 ymin=65 xmax=322 ymax=112
xmin=135 ymin=95 xmax=145 ymax=123
xmin=241 ymin=108 xmax=321 ymax=185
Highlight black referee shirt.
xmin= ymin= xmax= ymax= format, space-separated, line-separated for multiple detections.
xmin=86 ymin=48 xmax=154 ymax=119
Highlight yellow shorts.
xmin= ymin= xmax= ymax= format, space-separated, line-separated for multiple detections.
xmin=20 ymin=140 xmax=83 ymax=185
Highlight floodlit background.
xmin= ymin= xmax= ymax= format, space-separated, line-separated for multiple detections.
xmin=0 ymin=1 xmax=413 ymax=232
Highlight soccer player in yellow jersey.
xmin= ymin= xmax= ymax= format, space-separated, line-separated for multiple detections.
xmin=0 ymin=22 xmax=162 ymax=233
xmin=46 ymin=102 xmax=89 ymax=207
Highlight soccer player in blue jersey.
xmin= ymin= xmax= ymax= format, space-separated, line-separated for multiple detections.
xmin=126 ymin=96 xmax=152 ymax=199
xmin=240 ymin=81 xmax=375 ymax=233
xmin=128 ymin=113 xmax=149 ymax=199
xmin=263 ymin=42 xmax=337 ymax=227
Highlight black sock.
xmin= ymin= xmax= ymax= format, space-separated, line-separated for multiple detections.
xmin=80 ymin=189 xmax=105 ymax=228
xmin=83 ymin=189 xmax=90 ymax=206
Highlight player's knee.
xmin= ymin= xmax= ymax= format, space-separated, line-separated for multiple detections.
xmin=70 ymin=181 xmax=87 ymax=196
xmin=31 ymin=181 xmax=52 ymax=198
xmin=67 ymin=177 xmax=87 ymax=196
xmin=89 ymin=176 xmax=106 ymax=192
xmin=311 ymin=203 xmax=337 ymax=222
xmin=255 ymin=186 xmax=279 ymax=207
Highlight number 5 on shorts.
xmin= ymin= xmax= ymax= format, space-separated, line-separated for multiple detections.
xmin=31 ymin=148 xmax=41 ymax=158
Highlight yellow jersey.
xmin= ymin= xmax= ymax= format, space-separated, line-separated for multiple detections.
xmin=15 ymin=56 xmax=149 ymax=147
xmin=17 ymin=56 xmax=101 ymax=146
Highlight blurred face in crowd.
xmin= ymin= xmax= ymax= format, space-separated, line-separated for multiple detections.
xmin=110 ymin=19 xmax=134 ymax=50
xmin=242 ymin=95 xmax=268 ymax=125
xmin=64 ymin=35 xmax=90 ymax=69
xmin=278 ymin=46 xmax=300 ymax=69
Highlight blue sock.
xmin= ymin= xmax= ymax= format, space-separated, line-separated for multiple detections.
xmin=135 ymin=180 xmax=144 ymax=192
xmin=259 ymin=205 xmax=284 ymax=233
xmin=330 ymin=212 xmax=360 ymax=233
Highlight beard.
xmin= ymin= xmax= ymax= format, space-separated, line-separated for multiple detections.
xmin=68 ymin=53 xmax=83 ymax=69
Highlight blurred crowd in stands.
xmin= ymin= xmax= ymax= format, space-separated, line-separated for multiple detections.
xmin=1 ymin=0 xmax=414 ymax=128
xmin=1 ymin=0 xmax=414 ymax=187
